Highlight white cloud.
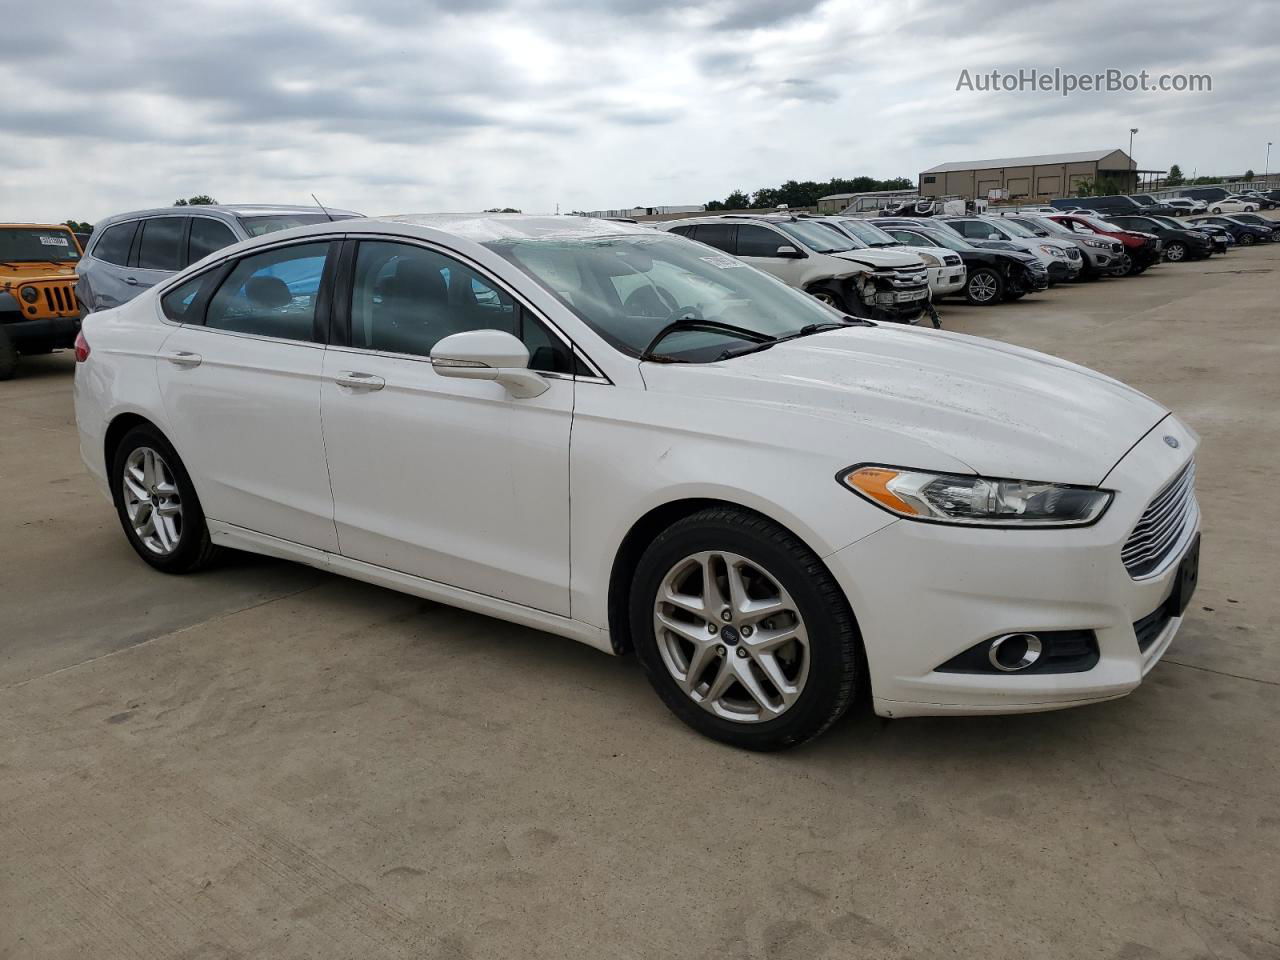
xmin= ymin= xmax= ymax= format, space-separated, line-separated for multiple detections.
xmin=1 ymin=0 xmax=1274 ymax=224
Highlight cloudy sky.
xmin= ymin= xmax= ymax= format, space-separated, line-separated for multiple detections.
xmin=4 ymin=0 xmax=1276 ymax=223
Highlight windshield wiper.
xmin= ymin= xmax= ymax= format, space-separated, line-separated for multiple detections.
xmin=714 ymin=319 xmax=869 ymax=361
xmin=639 ymin=314 xmax=773 ymax=362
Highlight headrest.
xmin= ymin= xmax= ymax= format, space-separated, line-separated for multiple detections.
xmin=246 ymin=275 xmax=291 ymax=309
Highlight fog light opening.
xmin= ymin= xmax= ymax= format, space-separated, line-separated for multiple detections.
xmin=988 ymin=633 xmax=1043 ymax=672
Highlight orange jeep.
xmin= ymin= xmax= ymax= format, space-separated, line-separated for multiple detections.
xmin=0 ymin=223 xmax=84 ymax=379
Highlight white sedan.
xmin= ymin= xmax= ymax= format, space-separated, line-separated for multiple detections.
xmin=73 ymin=214 xmax=1201 ymax=750
xmin=1208 ymin=198 xmax=1259 ymax=214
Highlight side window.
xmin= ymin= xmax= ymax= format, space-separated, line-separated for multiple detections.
xmin=204 ymin=242 xmax=330 ymax=341
xmin=691 ymin=224 xmax=734 ymax=252
xmin=734 ymin=224 xmax=783 ymax=257
xmin=137 ymin=217 xmax=187 ymax=271
xmin=957 ymin=221 xmax=987 ymax=239
xmin=160 ymin=274 xmax=209 ymax=322
xmin=349 ymin=241 xmax=517 ymax=358
xmin=667 ymin=225 xmax=696 ymax=238
xmin=93 ymin=221 xmax=137 ymax=266
xmin=188 ymin=218 xmax=238 ymax=265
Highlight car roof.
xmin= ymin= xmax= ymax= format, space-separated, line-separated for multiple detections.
xmin=94 ymin=203 xmax=363 ymax=227
xmin=1 ymin=222 xmax=77 ymax=230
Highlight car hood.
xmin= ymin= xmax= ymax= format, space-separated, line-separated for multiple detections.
xmin=645 ymin=325 xmax=1167 ymax=486
xmin=1 ymin=261 xmax=78 ymax=282
xmin=830 ymin=248 xmax=921 ymax=269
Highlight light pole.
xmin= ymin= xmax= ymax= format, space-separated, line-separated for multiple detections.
xmin=1129 ymin=128 xmax=1139 ymax=190
xmin=1266 ymin=142 xmax=1273 ymax=186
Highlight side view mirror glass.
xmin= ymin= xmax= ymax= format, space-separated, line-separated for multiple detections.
xmin=430 ymin=329 xmax=548 ymax=399
xmin=775 ymin=245 xmax=803 ymax=258
xmin=987 ymin=233 xmax=1002 ymax=240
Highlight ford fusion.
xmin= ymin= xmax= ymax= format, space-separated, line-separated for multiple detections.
xmin=73 ymin=215 xmax=1201 ymax=750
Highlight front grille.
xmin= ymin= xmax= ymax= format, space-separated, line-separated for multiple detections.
xmin=1065 ymin=247 xmax=1081 ymax=260
xmin=1122 ymin=460 xmax=1197 ymax=578
xmin=1133 ymin=604 xmax=1173 ymax=653
xmin=38 ymin=284 xmax=76 ymax=315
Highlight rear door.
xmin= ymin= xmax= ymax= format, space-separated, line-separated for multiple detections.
xmin=131 ymin=216 xmax=190 ymax=292
xmin=155 ymin=238 xmax=340 ymax=551
xmin=80 ymin=220 xmax=139 ymax=310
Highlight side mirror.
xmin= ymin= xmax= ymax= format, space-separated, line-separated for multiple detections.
xmin=774 ymin=245 xmax=804 ymax=258
xmin=430 ymin=329 xmax=548 ymax=399
xmin=987 ymin=233 xmax=1001 ymax=240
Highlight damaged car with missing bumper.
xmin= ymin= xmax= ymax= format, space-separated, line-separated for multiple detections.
xmin=661 ymin=214 xmax=932 ymax=324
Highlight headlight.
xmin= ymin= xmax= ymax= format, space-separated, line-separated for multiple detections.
xmin=20 ymin=286 xmax=39 ymax=303
xmin=1083 ymin=238 xmax=1108 ymax=249
xmin=1038 ymin=244 xmax=1064 ymax=258
xmin=916 ymin=252 xmax=941 ymax=267
xmin=839 ymin=465 xmax=1112 ymax=527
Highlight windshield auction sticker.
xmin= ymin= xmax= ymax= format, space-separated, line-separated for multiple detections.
xmin=39 ymin=235 xmax=70 ymax=246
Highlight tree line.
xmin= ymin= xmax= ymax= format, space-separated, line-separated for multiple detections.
xmin=705 ymin=176 xmax=913 ymax=210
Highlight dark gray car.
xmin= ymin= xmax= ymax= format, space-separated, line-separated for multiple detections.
xmin=76 ymin=204 xmax=361 ymax=313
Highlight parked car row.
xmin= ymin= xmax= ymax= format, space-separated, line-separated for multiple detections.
xmin=70 ymin=211 xmax=1206 ymax=749
xmin=1043 ymin=187 xmax=1279 ymax=219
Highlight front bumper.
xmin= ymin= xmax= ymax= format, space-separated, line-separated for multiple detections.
xmin=1 ymin=314 xmax=80 ymax=347
xmin=926 ymin=265 xmax=966 ymax=298
xmin=1047 ymin=259 xmax=1082 ymax=282
xmin=824 ymin=417 xmax=1200 ymax=718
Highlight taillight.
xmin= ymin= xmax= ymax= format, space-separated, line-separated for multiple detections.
xmin=74 ymin=331 xmax=90 ymax=363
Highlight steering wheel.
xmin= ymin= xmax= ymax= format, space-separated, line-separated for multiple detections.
xmin=622 ymin=285 xmax=679 ymax=318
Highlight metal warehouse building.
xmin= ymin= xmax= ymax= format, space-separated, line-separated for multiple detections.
xmin=917 ymin=149 xmax=1144 ymax=202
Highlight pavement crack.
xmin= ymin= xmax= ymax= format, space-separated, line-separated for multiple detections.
xmin=1162 ymin=658 xmax=1280 ymax=687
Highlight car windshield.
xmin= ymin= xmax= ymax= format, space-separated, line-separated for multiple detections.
xmin=906 ymin=228 xmax=977 ymax=252
xmin=991 ymin=219 xmax=1035 ymax=239
xmin=487 ymin=233 xmax=853 ymax=363
xmin=1151 ymin=217 xmax=1184 ymax=229
xmin=833 ymin=219 xmax=898 ymax=247
xmin=1132 ymin=195 xmax=1156 ymax=205
xmin=1022 ymin=216 xmax=1071 ymax=237
xmin=1077 ymin=216 xmax=1123 ymax=234
xmin=236 ymin=213 xmax=359 ymax=237
xmin=0 ymin=227 xmax=80 ymax=263
xmin=772 ymin=220 xmax=856 ymax=254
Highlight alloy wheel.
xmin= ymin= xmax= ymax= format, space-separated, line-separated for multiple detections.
xmin=122 ymin=446 xmax=184 ymax=555
xmin=969 ymin=273 xmax=998 ymax=303
xmin=653 ymin=550 xmax=810 ymax=723
xmin=1166 ymin=243 xmax=1186 ymax=262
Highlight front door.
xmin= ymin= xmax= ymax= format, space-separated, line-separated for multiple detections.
xmin=320 ymin=239 xmax=574 ymax=615
xmin=155 ymin=239 xmax=340 ymax=551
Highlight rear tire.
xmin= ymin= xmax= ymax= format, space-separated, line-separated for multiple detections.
xmin=111 ymin=425 xmax=220 ymax=574
xmin=630 ymin=507 xmax=862 ymax=751
xmin=0 ymin=326 xmax=17 ymax=381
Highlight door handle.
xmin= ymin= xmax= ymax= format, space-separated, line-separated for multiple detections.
xmin=161 ymin=351 xmax=202 ymax=367
xmin=334 ymin=371 xmax=385 ymax=391
xmin=124 ymin=277 xmax=139 ymax=286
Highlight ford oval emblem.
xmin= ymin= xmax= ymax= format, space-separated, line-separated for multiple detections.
xmin=1164 ymin=435 xmax=1180 ymax=449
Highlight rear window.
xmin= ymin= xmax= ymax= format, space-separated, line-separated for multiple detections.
xmin=93 ymin=221 xmax=137 ymax=266
xmin=137 ymin=217 xmax=186 ymax=271
xmin=188 ymin=218 xmax=237 ymax=265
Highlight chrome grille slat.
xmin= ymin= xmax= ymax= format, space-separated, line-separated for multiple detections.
xmin=1122 ymin=460 xmax=1197 ymax=578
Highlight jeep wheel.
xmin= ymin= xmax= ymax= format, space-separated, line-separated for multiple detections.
xmin=0 ymin=326 xmax=17 ymax=381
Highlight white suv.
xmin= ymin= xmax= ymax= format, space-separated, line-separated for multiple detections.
xmin=661 ymin=215 xmax=931 ymax=323
xmin=938 ymin=216 xmax=1083 ymax=283
xmin=815 ymin=216 xmax=966 ymax=299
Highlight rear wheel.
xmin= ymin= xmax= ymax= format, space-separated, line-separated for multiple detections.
xmin=964 ymin=267 xmax=1003 ymax=305
xmin=630 ymin=507 xmax=862 ymax=751
xmin=111 ymin=425 xmax=220 ymax=573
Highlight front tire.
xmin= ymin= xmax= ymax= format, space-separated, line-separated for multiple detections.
xmin=630 ymin=507 xmax=862 ymax=751
xmin=0 ymin=326 xmax=16 ymax=381
xmin=964 ymin=267 xmax=1004 ymax=305
xmin=111 ymin=425 xmax=219 ymax=573
xmin=1240 ymin=233 xmax=1256 ymax=245
xmin=1164 ymin=242 xmax=1187 ymax=262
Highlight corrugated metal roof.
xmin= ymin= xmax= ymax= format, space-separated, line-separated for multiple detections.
xmin=921 ymin=150 xmax=1128 ymax=174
